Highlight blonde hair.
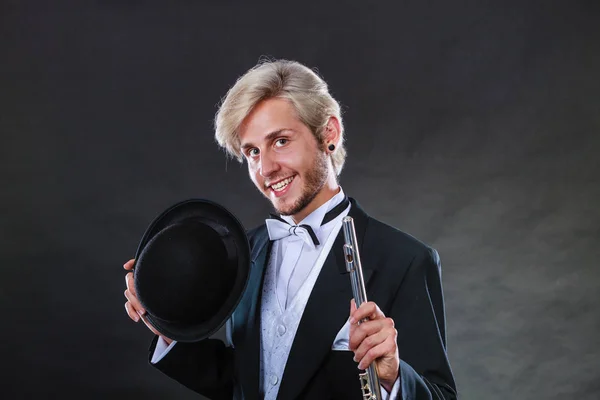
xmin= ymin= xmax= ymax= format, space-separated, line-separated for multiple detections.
xmin=214 ymin=59 xmax=347 ymax=175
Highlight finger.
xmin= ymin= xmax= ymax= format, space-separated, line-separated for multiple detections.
xmin=350 ymin=301 xmax=385 ymax=324
xmin=349 ymin=299 xmax=368 ymax=339
xmin=125 ymin=301 xmax=140 ymax=322
xmin=125 ymin=272 xmax=137 ymax=297
xmin=353 ymin=327 xmax=394 ymax=362
xmin=349 ymin=302 xmax=379 ymax=342
xmin=358 ymin=335 xmax=397 ymax=370
xmin=349 ymin=299 xmax=358 ymax=336
xmin=124 ymin=289 xmax=146 ymax=315
xmin=349 ymin=318 xmax=394 ymax=351
xmin=123 ymin=259 xmax=135 ymax=270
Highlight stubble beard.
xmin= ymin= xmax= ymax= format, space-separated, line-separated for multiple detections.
xmin=275 ymin=151 xmax=329 ymax=217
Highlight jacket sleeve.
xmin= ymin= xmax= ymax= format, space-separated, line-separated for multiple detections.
xmin=148 ymin=335 xmax=235 ymax=400
xmin=389 ymin=247 xmax=458 ymax=399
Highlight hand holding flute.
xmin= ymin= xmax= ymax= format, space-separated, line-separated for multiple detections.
xmin=349 ymin=299 xmax=400 ymax=394
xmin=343 ymin=216 xmax=400 ymax=397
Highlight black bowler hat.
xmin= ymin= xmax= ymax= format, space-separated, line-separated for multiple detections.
xmin=132 ymin=199 xmax=251 ymax=342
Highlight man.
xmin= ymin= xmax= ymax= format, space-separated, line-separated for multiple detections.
xmin=124 ymin=59 xmax=457 ymax=399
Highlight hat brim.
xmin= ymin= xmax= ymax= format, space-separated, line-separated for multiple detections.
xmin=133 ymin=198 xmax=251 ymax=342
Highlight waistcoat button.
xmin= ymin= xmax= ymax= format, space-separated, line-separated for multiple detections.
xmin=277 ymin=324 xmax=286 ymax=335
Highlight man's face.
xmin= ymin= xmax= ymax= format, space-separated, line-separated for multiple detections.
xmin=238 ymin=98 xmax=329 ymax=217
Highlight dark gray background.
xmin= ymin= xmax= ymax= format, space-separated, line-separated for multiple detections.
xmin=1 ymin=1 xmax=598 ymax=399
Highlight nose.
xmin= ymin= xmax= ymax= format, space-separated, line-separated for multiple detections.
xmin=259 ymin=151 xmax=279 ymax=178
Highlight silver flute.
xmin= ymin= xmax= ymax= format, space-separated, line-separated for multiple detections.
xmin=342 ymin=216 xmax=383 ymax=400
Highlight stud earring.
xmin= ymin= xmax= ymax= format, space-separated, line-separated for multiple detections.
xmin=328 ymin=143 xmax=335 ymax=151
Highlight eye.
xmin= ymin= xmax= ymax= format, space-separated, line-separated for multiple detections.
xmin=247 ymin=148 xmax=259 ymax=157
xmin=275 ymin=138 xmax=288 ymax=147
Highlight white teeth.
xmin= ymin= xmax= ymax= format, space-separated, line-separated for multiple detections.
xmin=271 ymin=176 xmax=294 ymax=191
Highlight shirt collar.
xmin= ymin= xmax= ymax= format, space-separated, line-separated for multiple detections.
xmin=280 ymin=187 xmax=346 ymax=231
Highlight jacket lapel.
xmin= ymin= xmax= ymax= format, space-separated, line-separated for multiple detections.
xmin=232 ymin=227 xmax=271 ymax=400
xmin=277 ymin=198 xmax=373 ymax=399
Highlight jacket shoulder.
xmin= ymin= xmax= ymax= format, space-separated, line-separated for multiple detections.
xmin=245 ymin=223 xmax=268 ymax=248
xmin=365 ymin=217 xmax=438 ymax=261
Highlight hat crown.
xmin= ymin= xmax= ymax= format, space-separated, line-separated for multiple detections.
xmin=132 ymin=198 xmax=250 ymax=342
xmin=135 ymin=219 xmax=236 ymax=324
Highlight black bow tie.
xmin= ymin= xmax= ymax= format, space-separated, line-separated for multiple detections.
xmin=267 ymin=196 xmax=350 ymax=246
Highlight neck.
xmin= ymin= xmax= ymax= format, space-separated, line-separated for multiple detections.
xmin=290 ymin=176 xmax=340 ymax=224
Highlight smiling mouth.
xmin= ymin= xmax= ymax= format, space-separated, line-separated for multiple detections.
xmin=268 ymin=176 xmax=295 ymax=192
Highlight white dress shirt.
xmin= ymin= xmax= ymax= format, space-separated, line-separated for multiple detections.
xmin=151 ymin=187 xmax=400 ymax=399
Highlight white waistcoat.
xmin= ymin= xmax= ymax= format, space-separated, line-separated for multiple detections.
xmin=259 ymin=217 xmax=342 ymax=399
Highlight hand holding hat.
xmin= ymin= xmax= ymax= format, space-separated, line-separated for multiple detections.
xmin=123 ymin=258 xmax=173 ymax=344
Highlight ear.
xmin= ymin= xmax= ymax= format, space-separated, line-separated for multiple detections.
xmin=323 ymin=116 xmax=341 ymax=151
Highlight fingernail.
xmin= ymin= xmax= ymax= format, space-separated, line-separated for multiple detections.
xmin=353 ymin=355 xmax=357 ymax=362
xmin=133 ymin=314 xmax=140 ymax=322
xmin=349 ymin=317 xmax=355 ymax=324
xmin=137 ymin=309 xmax=145 ymax=317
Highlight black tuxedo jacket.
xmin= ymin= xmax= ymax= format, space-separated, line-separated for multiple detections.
xmin=149 ymin=198 xmax=457 ymax=399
